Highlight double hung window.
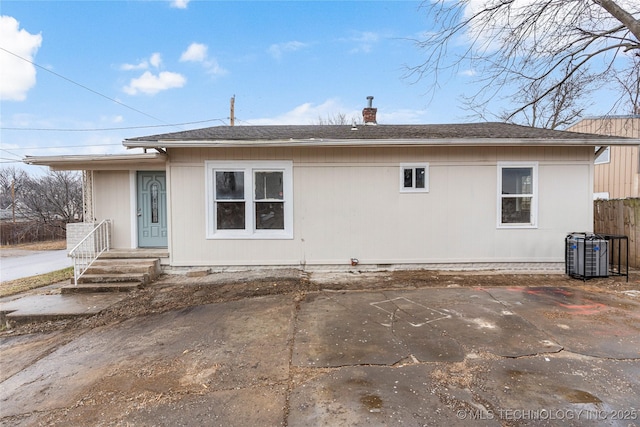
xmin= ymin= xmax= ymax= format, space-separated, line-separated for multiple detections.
xmin=497 ymin=162 xmax=537 ymax=228
xmin=206 ymin=161 xmax=293 ymax=238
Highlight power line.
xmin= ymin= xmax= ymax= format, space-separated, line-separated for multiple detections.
xmin=0 ymin=149 xmax=22 ymax=159
xmin=1 ymin=118 xmax=228 ymax=132
xmin=1 ymin=143 xmax=122 ymax=151
xmin=0 ymin=47 xmax=180 ymax=129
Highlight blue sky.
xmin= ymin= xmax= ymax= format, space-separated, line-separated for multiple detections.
xmin=0 ymin=0 xmax=621 ymax=173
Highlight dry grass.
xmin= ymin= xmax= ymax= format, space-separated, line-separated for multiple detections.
xmin=0 ymin=239 xmax=66 ymax=251
xmin=0 ymin=267 xmax=74 ymax=297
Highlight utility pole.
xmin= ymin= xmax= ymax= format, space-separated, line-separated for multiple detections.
xmin=230 ymin=95 xmax=235 ymax=126
xmin=11 ymin=179 xmax=15 ymax=224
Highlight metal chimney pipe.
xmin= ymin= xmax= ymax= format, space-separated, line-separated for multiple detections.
xmin=367 ymin=96 xmax=374 ymax=108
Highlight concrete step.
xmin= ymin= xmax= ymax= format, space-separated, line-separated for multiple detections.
xmin=100 ymin=249 xmax=168 ymax=259
xmin=86 ymin=260 xmax=159 ymax=276
xmin=61 ymin=282 xmax=144 ymax=294
xmin=74 ymin=256 xmax=162 ymax=289
xmin=78 ymin=272 xmax=150 ymax=285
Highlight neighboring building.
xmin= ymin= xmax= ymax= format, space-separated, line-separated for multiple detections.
xmin=567 ymin=116 xmax=640 ymax=199
xmin=25 ymin=105 xmax=636 ymax=272
xmin=0 ymin=201 xmax=32 ymax=222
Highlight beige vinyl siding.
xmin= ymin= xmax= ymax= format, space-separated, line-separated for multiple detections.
xmin=166 ymin=145 xmax=592 ymax=267
xmin=568 ymin=117 xmax=640 ymax=199
xmin=92 ymin=170 xmax=132 ymax=249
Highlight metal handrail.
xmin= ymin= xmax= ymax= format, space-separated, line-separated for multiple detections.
xmin=69 ymin=219 xmax=111 ymax=285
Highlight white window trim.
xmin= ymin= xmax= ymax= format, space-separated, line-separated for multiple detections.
xmin=497 ymin=161 xmax=538 ymax=229
xmin=205 ymin=160 xmax=293 ymax=239
xmin=400 ymin=163 xmax=429 ymax=193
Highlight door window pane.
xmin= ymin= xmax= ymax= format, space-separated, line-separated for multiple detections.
xmin=217 ymin=202 xmax=245 ymax=229
xmin=151 ymin=183 xmax=159 ymax=223
xmin=255 ymin=171 xmax=283 ymax=200
xmin=255 ymin=202 xmax=284 ymax=229
xmin=216 ymin=171 xmax=244 ymax=199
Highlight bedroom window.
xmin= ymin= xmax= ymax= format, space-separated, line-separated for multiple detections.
xmin=497 ymin=162 xmax=538 ymax=228
xmin=400 ymin=163 xmax=429 ymax=192
xmin=206 ymin=161 xmax=293 ymax=239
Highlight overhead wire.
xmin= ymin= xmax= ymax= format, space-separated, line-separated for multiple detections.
xmin=1 ymin=118 xmax=229 ymax=132
xmin=0 ymin=148 xmax=23 ymax=159
xmin=0 ymin=47 xmax=183 ymax=130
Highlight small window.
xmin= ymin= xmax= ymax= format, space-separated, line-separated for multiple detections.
xmin=400 ymin=163 xmax=429 ymax=192
xmin=497 ymin=162 xmax=538 ymax=228
xmin=594 ymin=146 xmax=610 ymax=164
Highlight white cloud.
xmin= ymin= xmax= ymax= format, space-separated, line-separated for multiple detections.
xmin=123 ymin=71 xmax=186 ymax=95
xmin=249 ymin=99 xmax=357 ymax=125
xmin=377 ymin=108 xmax=430 ymax=124
xmin=149 ymin=52 xmax=162 ymax=68
xmin=0 ymin=16 xmax=42 ymax=101
xmin=180 ymin=42 xmax=228 ymax=76
xmin=460 ymin=69 xmax=477 ymax=77
xmin=121 ymin=52 xmax=162 ymax=71
xmin=249 ymin=98 xmax=431 ymax=125
xmin=170 ymin=0 xmax=190 ymax=9
xmin=268 ymin=41 xmax=308 ymax=59
xmin=180 ymin=43 xmax=208 ymax=62
xmin=347 ymin=31 xmax=380 ymax=54
xmin=120 ymin=60 xmax=149 ymax=71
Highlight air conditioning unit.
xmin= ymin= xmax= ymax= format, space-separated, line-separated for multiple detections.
xmin=566 ymin=233 xmax=608 ymax=278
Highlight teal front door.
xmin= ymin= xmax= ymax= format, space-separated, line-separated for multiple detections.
xmin=137 ymin=171 xmax=168 ymax=248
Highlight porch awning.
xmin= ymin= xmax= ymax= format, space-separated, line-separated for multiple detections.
xmin=23 ymin=153 xmax=167 ymax=171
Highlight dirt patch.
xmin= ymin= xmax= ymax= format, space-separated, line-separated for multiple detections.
xmin=2 ymin=268 xmax=638 ymax=337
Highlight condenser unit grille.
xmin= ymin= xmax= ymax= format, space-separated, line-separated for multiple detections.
xmin=566 ymin=233 xmax=608 ymax=279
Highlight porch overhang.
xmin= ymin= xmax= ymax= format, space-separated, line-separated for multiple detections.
xmin=23 ymin=153 xmax=167 ymax=171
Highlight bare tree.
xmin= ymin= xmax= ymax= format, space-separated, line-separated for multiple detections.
xmin=0 ymin=166 xmax=28 ymax=209
xmin=20 ymin=170 xmax=83 ymax=226
xmin=490 ymin=70 xmax=598 ymax=129
xmin=314 ymin=113 xmax=360 ymax=125
xmin=408 ymin=0 xmax=640 ymax=122
xmin=612 ymin=54 xmax=640 ymax=114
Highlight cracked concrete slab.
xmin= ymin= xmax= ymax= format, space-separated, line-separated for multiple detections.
xmin=0 ymin=294 xmax=127 ymax=324
xmin=477 ymin=352 xmax=640 ymax=426
xmin=484 ymin=287 xmax=640 ymax=359
xmin=293 ymin=288 xmax=564 ymax=367
xmin=288 ymin=364 xmax=498 ymax=427
xmin=293 ymin=291 xmax=409 ymax=367
xmin=0 ymin=295 xmax=293 ymax=421
xmin=1 ymin=285 xmax=639 ymax=426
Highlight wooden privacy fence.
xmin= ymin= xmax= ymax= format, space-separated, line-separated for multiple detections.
xmin=593 ymin=199 xmax=640 ymax=268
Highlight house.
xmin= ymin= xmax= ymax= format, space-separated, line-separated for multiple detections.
xmin=25 ymin=104 xmax=637 ymax=272
xmin=567 ymin=116 xmax=640 ymax=199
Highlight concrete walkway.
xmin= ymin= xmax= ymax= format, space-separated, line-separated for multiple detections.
xmin=1 ymin=284 xmax=639 ymax=426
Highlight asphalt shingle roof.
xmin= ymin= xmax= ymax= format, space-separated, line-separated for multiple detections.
xmin=125 ymin=123 xmax=626 ymax=143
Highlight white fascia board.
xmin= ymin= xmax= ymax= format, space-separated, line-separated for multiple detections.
xmin=122 ymin=137 xmax=639 ymax=149
xmin=24 ymin=153 xmax=167 ymax=170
